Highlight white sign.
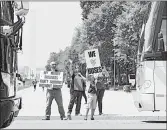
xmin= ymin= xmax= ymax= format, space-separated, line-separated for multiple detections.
xmin=85 ymin=49 xmax=102 ymax=75
xmin=39 ymin=71 xmax=63 ymax=89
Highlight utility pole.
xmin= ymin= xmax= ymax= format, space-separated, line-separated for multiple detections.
xmin=114 ymin=41 xmax=116 ymax=90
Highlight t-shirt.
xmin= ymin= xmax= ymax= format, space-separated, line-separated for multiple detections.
xmin=96 ymin=75 xmax=107 ymax=90
xmin=32 ymin=81 xmax=37 ymax=85
xmin=73 ymin=74 xmax=85 ymax=91
xmin=88 ymin=81 xmax=97 ymax=94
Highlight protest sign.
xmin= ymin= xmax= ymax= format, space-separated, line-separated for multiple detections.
xmin=39 ymin=71 xmax=63 ymax=89
xmin=85 ymin=49 xmax=102 ymax=75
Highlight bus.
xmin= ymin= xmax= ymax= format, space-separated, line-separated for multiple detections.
xmin=0 ymin=1 xmax=29 ymax=128
xmin=132 ymin=1 xmax=167 ymax=112
xmin=16 ymin=73 xmax=25 ymax=91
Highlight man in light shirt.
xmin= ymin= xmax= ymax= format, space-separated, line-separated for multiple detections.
xmin=42 ymin=61 xmax=66 ymax=120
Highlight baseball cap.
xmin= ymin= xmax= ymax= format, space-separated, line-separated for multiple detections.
xmin=50 ymin=61 xmax=57 ymax=66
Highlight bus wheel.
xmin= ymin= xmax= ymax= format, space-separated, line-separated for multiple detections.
xmin=1 ymin=113 xmax=14 ymax=128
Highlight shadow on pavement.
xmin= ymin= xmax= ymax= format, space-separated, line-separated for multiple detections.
xmin=143 ymin=121 xmax=167 ymax=123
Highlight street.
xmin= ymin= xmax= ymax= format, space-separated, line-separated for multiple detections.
xmin=4 ymin=84 xmax=166 ymax=129
xmin=4 ymin=120 xmax=167 ymax=129
xmin=1 ymin=1 xmax=167 ymax=129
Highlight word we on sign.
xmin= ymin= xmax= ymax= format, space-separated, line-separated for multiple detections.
xmin=39 ymin=71 xmax=63 ymax=89
xmin=85 ymin=49 xmax=102 ymax=75
xmin=88 ymin=51 xmax=96 ymax=58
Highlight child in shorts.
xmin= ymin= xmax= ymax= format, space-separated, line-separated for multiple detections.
xmin=84 ymin=75 xmax=97 ymax=120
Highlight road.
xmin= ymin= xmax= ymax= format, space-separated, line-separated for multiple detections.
xmin=5 ymin=84 xmax=167 ymax=129
xmin=5 ymin=120 xmax=166 ymax=129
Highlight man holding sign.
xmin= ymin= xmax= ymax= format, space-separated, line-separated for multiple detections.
xmin=42 ymin=62 xmax=66 ymax=120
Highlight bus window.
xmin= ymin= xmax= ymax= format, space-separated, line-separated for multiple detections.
xmin=155 ymin=2 xmax=167 ymax=52
xmin=0 ymin=38 xmax=8 ymax=72
xmin=160 ymin=3 xmax=167 ymax=51
xmin=0 ymin=1 xmax=14 ymax=25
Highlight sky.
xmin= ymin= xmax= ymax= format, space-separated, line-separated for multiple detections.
xmin=18 ymin=2 xmax=82 ymax=69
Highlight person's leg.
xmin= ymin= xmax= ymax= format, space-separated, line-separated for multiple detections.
xmin=75 ymin=97 xmax=77 ymax=104
xmin=98 ymin=89 xmax=105 ymax=115
xmin=96 ymin=89 xmax=101 ymax=114
xmin=84 ymin=108 xmax=89 ymax=120
xmin=91 ymin=94 xmax=97 ymax=120
xmin=83 ymin=91 xmax=87 ymax=104
xmin=84 ymin=93 xmax=92 ymax=120
xmin=65 ymin=90 xmax=77 ymax=120
xmin=43 ymin=90 xmax=54 ymax=120
xmin=90 ymin=109 xmax=95 ymax=120
xmin=68 ymin=91 xmax=77 ymax=114
xmin=75 ymin=91 xmax=83 ymax=115
xmin=70 ymin=88 xmax=73 ymax=97
xmin=54 ymin=89 xmax=66 ymax=119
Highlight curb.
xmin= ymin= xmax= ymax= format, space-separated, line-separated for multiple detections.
xmin=15 ymin=115 xmax=166 ymax=121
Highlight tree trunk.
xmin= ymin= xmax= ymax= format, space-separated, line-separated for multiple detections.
xmin=126 ymin=63 xmax=129 ymax=84
xmin=117 ymin=63 xmax=121 ymax=85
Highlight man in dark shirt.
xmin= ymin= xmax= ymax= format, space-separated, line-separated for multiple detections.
xmin=96 ymin=73 xmax=107 ymax=115
xmin=32 ymin=79 xmax=37 ymax=91
xmin=66 ymin=68 xmax=86 ymax=120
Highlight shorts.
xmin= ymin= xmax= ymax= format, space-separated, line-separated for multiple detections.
xmin=86 ymin=93 xmax=97 ymax=109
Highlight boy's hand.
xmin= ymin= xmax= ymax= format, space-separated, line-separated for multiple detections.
xmin=78 ymin=73 xmax=82 ymax=76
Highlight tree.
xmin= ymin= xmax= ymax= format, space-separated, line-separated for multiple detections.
xmin=81 ymin=1 xmax=126 ymax=76
xmin=113 ymin=1 xmax=151 ymax=84
xmin=80 ymin=1 xmax=105 ymax=20
xmin=45 ymin=1 xmax=152 ymax=86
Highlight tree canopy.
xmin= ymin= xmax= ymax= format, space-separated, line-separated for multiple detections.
xmin=45 ymin=1 xmax=151 ymax=85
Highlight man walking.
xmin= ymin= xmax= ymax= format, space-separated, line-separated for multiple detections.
xmin=66 ymin=67 xmax=86 ymax=120
xmin=42 ymin=61 xmax=66 ymax=120
xmin=32 ymin=79 xmax=37 ymax=91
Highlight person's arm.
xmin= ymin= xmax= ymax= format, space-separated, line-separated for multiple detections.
xmin=78 ymin=73 xmax=86 ymax=81
xmin=63 ymin=71 xmax=68 ymax=84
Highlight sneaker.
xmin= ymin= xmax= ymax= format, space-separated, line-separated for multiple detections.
xmin=99 ymin=113 xmax=104 ymax=115
xmin=75 ymin=113 xmax=82 ymax=116
xmin=84 ymin=117 xmax=87 ymax=120
xmin=91 ymin=117 xmax=94 ymax=120
xmin=60 ymin=116 xmax=66 ymax=120
xmin=42 ymin=116 xmax=50 ymax=120
xmin=61 ymin=117 xmax=67 ymax=120
xmin=64 ymin=113 xmax=72 ymax=120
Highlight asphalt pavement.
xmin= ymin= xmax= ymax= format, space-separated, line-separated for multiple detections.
xmin=4 ymin=84 xmax=166 ymax=129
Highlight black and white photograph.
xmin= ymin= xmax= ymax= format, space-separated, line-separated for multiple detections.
xmin=0 ymin=0 xmax=166 ymax=129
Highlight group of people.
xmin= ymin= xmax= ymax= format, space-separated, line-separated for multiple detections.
xmin=42 ymin=61 xmax=108 ymax=120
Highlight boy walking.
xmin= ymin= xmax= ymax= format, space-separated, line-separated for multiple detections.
xmin=84 ymin=75 xmax=97 ymax=120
